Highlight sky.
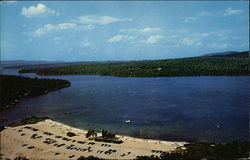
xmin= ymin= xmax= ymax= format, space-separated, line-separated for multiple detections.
xmin=1 ymin=1 xmax=249 ymax=62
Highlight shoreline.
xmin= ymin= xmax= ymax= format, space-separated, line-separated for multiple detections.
xmin=0 ymin=75 xmax=71 ymax=111
xmin=1 ymin=119 xmax=186 ymax=160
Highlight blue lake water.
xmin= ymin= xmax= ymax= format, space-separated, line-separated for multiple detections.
xmin=1 ymin=69 xmax=249 ymax=142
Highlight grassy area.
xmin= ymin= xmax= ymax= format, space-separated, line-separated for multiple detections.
xmin=86 ymin=129 xmax=123 ymax=144
xmin=93 ymin=137 xmax=123 ymax=144
xmin=0 ymin=75 xmax=71 ymax=110
xmin=7 ymin=117 xmax=49 ymax=127
xmin=19 ymin=57 xmax=250 ymax=77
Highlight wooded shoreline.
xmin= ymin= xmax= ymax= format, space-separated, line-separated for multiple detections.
xmin=0 ymin=75 xmax=71 ymax=111
xmin=19 ymin=57 xmax=250 ymax=77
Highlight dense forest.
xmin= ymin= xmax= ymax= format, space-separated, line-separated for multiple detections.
xmin=0 ymin=75 xmax=70 ymax=110
xmin=19 ymin=57 xmax=250 ymax=77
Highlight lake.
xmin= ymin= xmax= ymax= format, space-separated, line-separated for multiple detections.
xmin=1 ymin=69 xmax=249 ymax=142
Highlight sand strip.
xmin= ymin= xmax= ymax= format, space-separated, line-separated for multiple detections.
xmin=1 ymin=119 xmax=186 ymax=160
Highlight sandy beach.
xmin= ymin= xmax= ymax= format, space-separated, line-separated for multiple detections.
xmin=0 ymin=119 xmax=186 ymax=160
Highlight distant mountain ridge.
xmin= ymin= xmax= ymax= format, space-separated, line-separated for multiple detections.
xmin=0 ymin=60 xmax=64 ymax=68
xmin=1 ymin=51 xmax=249 ymax=69
xmin=202 ymin=51 xmax=249 ymax=58
xmin=1 ymin=60 xmax=64 ymax=65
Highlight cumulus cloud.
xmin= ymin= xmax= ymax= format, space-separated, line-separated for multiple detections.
xmin=119 ymin=28 xmax=136 ymax=33
xmin=108 ymin=35 xmax=124 ymax=43
xmin=233 ymin=36 xmax=239 ymax=40
xmin=21 ymin=4 xmax=59 ymax=18
xmin=200 ymin=33 xmax=210 ymax=38
xmin=5 ymin=1 xmax=17 ymax=4
xmin=77 ymin=24 xmax=95 ymax=30
xmin=208 ymin=43 xmax=228 ymax=49
xmin=192 ymin=32 xmax=212 ymax=38
xmin=240 ymin=42 xmax=247 ymax=47
xmin=218 ymin=34 xmax=227 ymax=41
xmin=224 ymin=8 xmax=243 ymax=16
xmin=184 ymin=17 xmax=197 ymax=23
xmin=120 ymin=27 xmax=162 ymax=34
xmin=80 ymin=40 xmax=94 ymax=48
xmin=33 ymin=23 xmax=76 ymax=36
xmin=199 ymin=11 xmax=212 ymax=17
xmin=141 ymin=27 xmax=161 ymax=33
xmin=107 ymin=35 xmax=135 ymax=43
xmin=74 ymin=15 xmax=132 ymax=25
xmin=32 ymin=23 xmax=95 ymax=36
xmin=54 ymin=37 xmax=62 ymax=41
xmin=181 ymin=37 xmax=201 ymax=46
xmin=146 ymin=35 xmax=164 ymax=44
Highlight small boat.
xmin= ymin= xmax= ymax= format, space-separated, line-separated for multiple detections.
xmin=125 ymin=120 xmax=131 ymax=123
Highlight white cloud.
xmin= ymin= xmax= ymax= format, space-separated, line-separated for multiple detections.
xmin=117 ymin=27 xmax=163 ymax=44
xmin=224 ymin=8 xmax=243 ymax=16
xmin=5 ymin=1 xmax=17 ymax=4
xmin=181 ymin=37 xmax=201 ymax=46
xmin=32 ymin=23 xmax=95 ymax=36
xmin=233 ymin=36 xmax=239 ymax=40
xmin=80 ymin=40 xmax=94 ymax=48
xmin=169 ymin=29 xmax=188 ymax=33
xmin=184 ymin=17 xmax=196 ymax=23
xmin=208 ymin=43 xmax=228 ymax=49
xmin=119 ymin=28 xmax=137 ymax=33
xmin=192 ymin=32 xmax=213 ymax=38
xmin=141 ymin=27 xmax=162 ymax=33
xmin=107 ymin=35 xmax=135 ymax=43
xmin=200 ymin=33 xmax=210 ymax=38
xmin=146 ymin=35 xmax=164 ymax=44
xmin=77 ymin=25 xmax=95 ymax=31
xmin=21 ymin=4 xmax=59 ymax=18
xmin=33 ymin=23 xmax=76 ymax=36
xmin=219 ymin=36 xmax=227 ymax=41
xmin=240 ymin=42 xmax=247 ymax=47
xmin=54 ymin=37 xmax=61 ymax=41
xmin=120 ymin=27 xmax=162 ymax=34
xmin=217 ymin=33 xmax=228 ymax=41
xmin=199 ymin=11 xmax=213 ymax=17
xmin=74 ymin=15 xmax=132 ymax=25
xmin=108 ymin=35 xmax=124 ymax=43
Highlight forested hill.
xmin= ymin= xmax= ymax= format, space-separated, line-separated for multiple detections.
xmin=202 ymin=51 xmax=249 ymax=58
xmin=19 ymin=57 xmax=250 ymax=77
xmin=0 ymin=75 xmax=71 ymax=110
